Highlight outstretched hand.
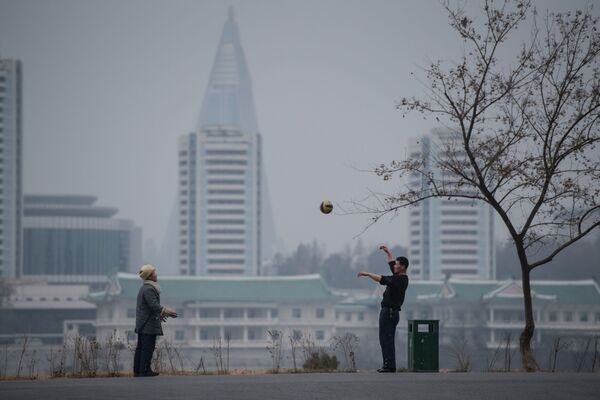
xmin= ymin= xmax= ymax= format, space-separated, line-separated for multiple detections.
xmin=379 ymin=245 xmax=390 ymax=253
xmin=357 ymin=271 xmax=367 ymax=277
xmin=162 ymin=307 xmax=178 ymax=320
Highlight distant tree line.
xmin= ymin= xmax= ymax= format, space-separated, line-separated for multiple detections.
xmin=269 ymin=241 xmax=406 ymax=289
xmin=271 ymin=232 xmax=599 ymax=287
xmin=496 ymin=231 xmax=600 ymax=281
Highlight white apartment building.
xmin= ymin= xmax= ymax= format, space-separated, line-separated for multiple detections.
xmin=0 ymin=58 xmax=23 ymax=279
xmin=408 ymin=128 xmax=495 ymax=280
xmin=178 ymin=9 xmax=274 ymax=276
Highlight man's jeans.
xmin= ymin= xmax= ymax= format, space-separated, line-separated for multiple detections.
xmin=379 ymin=307 xmax=400 ymax=369
xmin=133 ymin=333 xmax=157 ymax=375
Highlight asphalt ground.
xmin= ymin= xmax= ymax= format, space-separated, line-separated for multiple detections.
xmin=1 ymin=372 xmax=599 ymax=400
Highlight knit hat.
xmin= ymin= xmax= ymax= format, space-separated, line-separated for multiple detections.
xmin=139 ymin=264 xmax=156 ymax=280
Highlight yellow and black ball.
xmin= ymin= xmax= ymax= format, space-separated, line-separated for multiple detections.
xmin=320 ymin=200 xmax=333 ymax=214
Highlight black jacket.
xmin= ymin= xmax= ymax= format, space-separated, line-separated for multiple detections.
xmin=134 ymin=283 xmax=164 ymax=336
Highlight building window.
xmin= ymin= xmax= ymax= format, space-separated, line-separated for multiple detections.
xmin=596 ymin=312 xmax=600 ymax=322
xmin=579 ymin=312 xmax=588 ymax=322
xmin=247 ymin=308 xmax=268 ymax=319
xmin=200 ymin=329 xmax=209 ymax=340
xmin=548 ymin=311 xmax=557 ymax=322
xmin=345 ymin=312 xmax=352 ymax=321
xmin=270 ymin=308 xmax=278 ymax=319
xmin=175 ymin=331 xmax=184 ymax=341
xmin=224 ymin=308 xmax=243 ymax=319
xmin=316 ymin=330 xmax=325 ymax=341
xmin=358 ymin=312 xmax=364 ymax=321
xmin=108 ymin=309 xmax=114 ymax=320
xmin=199 ymin=308 xmax=220 ymax=319
xmin=316 ymin=308 xmax=325 ymax=319
xmin=292 ymin=308 xmax=302 ymax=319
xmin=292 ymin=330 xmax=302 ymax=340
xmin=127 ymin=308 xmax=136 ymax=319
xmin=564 ymin=312 xmax=573 ymax=322
xmin=223 ymin=327 xmax=243 ymax=341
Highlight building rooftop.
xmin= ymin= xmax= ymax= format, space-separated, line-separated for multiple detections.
xmin=85 ymin=275 xmax=600 ymax=307
xmin=24 ymin=194 xmax=118 ymax=218
xmin=86 ymin=273 xmax=338 ymax=304
xmin=197 ymin=7 xmax=258 ymax=134
xmin=345 ymin=278 xmax=600 ymax=307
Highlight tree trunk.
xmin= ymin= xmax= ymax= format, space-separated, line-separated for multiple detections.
xmin=520 ymin=266 xmax=539 ymax=372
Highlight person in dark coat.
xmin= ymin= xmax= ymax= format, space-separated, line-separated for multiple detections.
xmin=133 ymin=264 xmax=177 ymax=377
xmin=357 ymin=245 xmax=409 ymax=373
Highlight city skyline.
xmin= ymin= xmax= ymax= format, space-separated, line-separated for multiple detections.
xmin=0 ymin=0 xmax=595 ymax=269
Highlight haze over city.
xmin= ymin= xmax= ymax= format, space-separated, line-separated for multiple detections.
xmin=0 ymin=1 xmax=599 ymax=394
xmin=1 ymin=0 xmax=591 ymax=264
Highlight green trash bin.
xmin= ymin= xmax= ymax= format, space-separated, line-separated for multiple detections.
xmin=407 ymin=320 xmax=439 ymax=372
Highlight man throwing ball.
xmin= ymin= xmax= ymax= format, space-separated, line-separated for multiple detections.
xmin=357 ymin=246 xmax=409 ymax=373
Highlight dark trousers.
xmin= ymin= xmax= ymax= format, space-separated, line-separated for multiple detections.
xmin=379 ymin=307 xmax=400 ymax=369
xmin=133 ymin=333 xmax=157 ymax=375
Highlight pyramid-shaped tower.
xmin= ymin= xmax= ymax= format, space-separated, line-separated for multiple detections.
xmin=177 ymin=8 xmax=276 ymax=276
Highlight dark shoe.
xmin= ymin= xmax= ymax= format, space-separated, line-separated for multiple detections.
xmin=141 ymin=371 xmax=159 ymax=377
xmin=377 ymin=367 xmax=396 ymax=373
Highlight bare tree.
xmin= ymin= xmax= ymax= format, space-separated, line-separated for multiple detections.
xmin=548 ymin=336 xmax=571 ymax=372
xmin=591 ymin=336 xmax=599 ymax=373
xmin=288 ymin=332 xmax=301 ymax=372
xmin=361 ymin=0 xmax=600 ymax=371
xmin=16 ymin=334 xmax=28 ymax=378
xmin=573 ymin=337 xmax=592 ymax=372
xmin=450 ymin=340 xmax=472 ymax=372
xmin=330 ymin=333 xmax=360 ymax=372
xmin=266 ymin=330 xmax=283 ymax=373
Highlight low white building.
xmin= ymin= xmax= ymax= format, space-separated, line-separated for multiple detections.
xmin=0 ymin=280 xmax=95 ymax=345
xmin=86 ymin=273 xmax=338 ymax=368
xmin=85 ymin=274 xmax=600 ymax=369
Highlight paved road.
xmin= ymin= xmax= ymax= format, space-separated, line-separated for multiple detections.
xmin=1 ymin=372 xmax=599 ymax=400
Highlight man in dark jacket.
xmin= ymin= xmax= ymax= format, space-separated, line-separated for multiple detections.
xmin=133 ymin=264 xmax=177 ymax=377
xmin=357 ymin=245 xmax=409 ymax=373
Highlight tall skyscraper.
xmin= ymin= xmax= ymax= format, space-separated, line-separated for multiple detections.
xmin=178 ymin=9 xmax=274 ymax=276
xmin=408 ymin=128 xmax=495 ymax=280
xmin=0 ymin=58 xmax=23 ymax=278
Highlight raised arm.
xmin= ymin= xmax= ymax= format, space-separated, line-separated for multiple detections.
xmin=380 ymin=245 xmax=394 ymax=263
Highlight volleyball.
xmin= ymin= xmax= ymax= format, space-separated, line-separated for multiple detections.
xmin=320 ymin=200 xmax=333 ymax=214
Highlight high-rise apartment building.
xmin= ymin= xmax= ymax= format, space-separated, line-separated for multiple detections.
xmin=407 ymin=128 xmax=495 ymax=280
xmin=178 ymin=9 xmax=273 ymax=276
xmin=0 ymin=58 xmax=23 ymax=278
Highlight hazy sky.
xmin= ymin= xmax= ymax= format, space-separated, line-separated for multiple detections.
xmin=0 ymin=0 xmax=595 ymax=260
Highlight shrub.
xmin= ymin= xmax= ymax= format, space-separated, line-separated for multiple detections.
xmin=302 ymin=350 xmax=339 ymax=371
